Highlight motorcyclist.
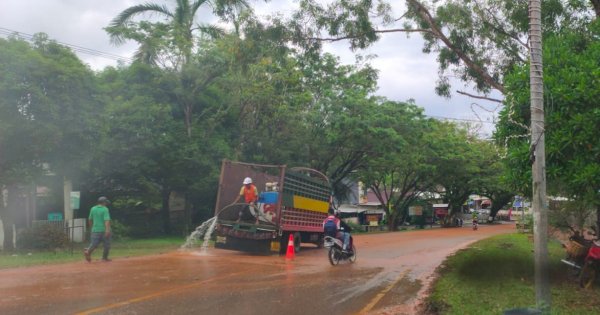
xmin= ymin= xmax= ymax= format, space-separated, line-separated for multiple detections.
xmin=323 ymin=208 xmax=352 ymax=253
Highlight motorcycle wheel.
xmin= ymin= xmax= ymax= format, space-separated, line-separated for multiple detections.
xmin=579 ymin=260 xmax=597 ymax=289
xmin=348 ymin=245 xmax=357 ymax=263
xmin=328 ymin=247 xmax=341 ymax=266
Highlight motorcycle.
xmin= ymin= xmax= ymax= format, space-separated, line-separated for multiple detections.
xmin=579 ymin=240 xmax=600 ymax=289
xmin=560 ymin=234 xmax=591 ymax=278
xmin=324 ymin=235 xmax=357 ymax=265
xmin=472 ymin=219 xmax=478 ymax=231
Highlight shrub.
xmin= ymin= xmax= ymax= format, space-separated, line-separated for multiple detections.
xmin=17 ymin=225 xmax=70 ymax=250
xmin=110 ymin=220 xmax=131 ymax=240
xmin=344 ymin=221 xmax=362 ymax=232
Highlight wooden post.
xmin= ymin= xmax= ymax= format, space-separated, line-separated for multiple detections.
xmin=529 ymin=0 xmax=551 ymax=310
xmin=63 ymin=177 xmax=73 ymax=221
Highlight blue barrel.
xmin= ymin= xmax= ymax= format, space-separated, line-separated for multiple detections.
xmin=259 ymin=192 xmax=279 ymax=204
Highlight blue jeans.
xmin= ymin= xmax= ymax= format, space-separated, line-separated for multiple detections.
xmin=337 ymin=232 xmax=350 ymax=250
xmin=88 ymin=232 xmax=111 ymax=259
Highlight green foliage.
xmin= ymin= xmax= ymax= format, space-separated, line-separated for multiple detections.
xmin=427 ymin=233 xmax=600 ymax=314
xmin=0 ymin=35 xmax=101 ymax=186
xmin=16 ymin=225 xmax=70 ymax=250
xmin=343 ymin=220 xmax=365 ymax=233
xmin=549 ymin=200 xmax=596 ymax=234
xmin=0 ymin=14 xmax=516 ymax=238
xmin=358 ymin=100 xmax=435 ymax=229
xmin=427 ymin=123 xmax=506 ymax=219
xmin=290 ymin=0 xmax=597 ymax=96
xmin=496 ymin=22 xmax=600 ymax=205
xmin=110 ymin=220 xmax=132 ymax=240
xmin=105 ymin=0 xmax=250 ymax=66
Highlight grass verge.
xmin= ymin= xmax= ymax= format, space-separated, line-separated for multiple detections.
xmin=425 ymin=233 xmax=600 ymax=315
xmin=0 ymin=237 xmax=184 ymax=269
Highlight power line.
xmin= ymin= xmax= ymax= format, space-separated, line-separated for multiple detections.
xmin=426 ymin=115 xmax=496 ymax=125
xmin=0 ymin=27 xmax=133 ymax=63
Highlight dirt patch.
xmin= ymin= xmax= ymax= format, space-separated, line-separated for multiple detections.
xmin=377 ymin=276 xmax=423 ymax=307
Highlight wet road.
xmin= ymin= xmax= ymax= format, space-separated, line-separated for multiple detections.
xmin=0 ymin=223 xmax=514 ymax=315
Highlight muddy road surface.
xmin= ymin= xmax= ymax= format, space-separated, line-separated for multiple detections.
xmin=0 ymin=223 xmax=514 ymax=315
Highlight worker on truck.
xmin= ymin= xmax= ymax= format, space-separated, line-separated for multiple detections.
xmin=233 ymin=177 xmax=259 ymax=223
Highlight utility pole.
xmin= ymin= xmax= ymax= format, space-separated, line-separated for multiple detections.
xmin=529 ymin=0 xmax=551 ymax=311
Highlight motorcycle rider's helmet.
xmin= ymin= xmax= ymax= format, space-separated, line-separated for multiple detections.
xmin=243 ymin=177 xmax=252 ymax=185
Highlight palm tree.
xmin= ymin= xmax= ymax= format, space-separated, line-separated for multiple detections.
xmin=528 ymin=0 xmax=550 ymax=310
xmin=107 ymin=0 xmax=250 ymax=137
xmin=107 ymin=0 xmax=249 ymax=67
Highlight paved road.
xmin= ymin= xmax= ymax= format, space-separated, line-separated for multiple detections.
xmin=0 ymin=223 xmax=514 ymax=315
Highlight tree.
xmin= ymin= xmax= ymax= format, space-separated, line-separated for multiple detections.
xmin=427 ymin=122 xmax=491 ymax=223
xmin=359 ymin=101 xmax=434 ymax=230
xmin=496 ymin=22 xmax=600 ymax=233
xmin=0 ymin=35 xmax=101 ymax=249
xmin=106 ymin=0 xmax=249 ymax=66
xmin=528 ymin=0 xmax=551 ymax=308
xmin=92 ymin=62 xmax=232 ymax=234
xmin=296 ymin=54 xmax=380 ymax=198
xmin=289 ymin=0 xmax=596 ymax=98
xmin=477 ymin=143 xmax=514 ymax=221
xmin=106 ymin=0 xmax=250 ymax=137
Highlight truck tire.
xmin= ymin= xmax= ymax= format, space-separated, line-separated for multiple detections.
xmin=293 ymin=232 xmax=301 ymax=253
xmin=316 ymin=235 xmax=324 ymax=249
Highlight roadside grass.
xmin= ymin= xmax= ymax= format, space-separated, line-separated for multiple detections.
xmin=0 ymin=236 xmax=184 ymax=269
xmin=425 ymin=233 xmax=600 ymax=315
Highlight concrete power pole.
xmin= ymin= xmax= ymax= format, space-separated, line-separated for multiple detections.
xmin=529 ymin=0 xmax=551 ymax=310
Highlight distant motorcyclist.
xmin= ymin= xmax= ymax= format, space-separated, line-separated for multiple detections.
xmin=323 ymin=209 xmax=352 ymax=253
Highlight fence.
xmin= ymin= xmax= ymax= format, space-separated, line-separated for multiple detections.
xmin=32 ymin=219 xmax=87 ymax=243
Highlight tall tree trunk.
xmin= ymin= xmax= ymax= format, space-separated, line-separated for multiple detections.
xmin=1 ymin=217 xmax=14 ymax=251
xmin=387 ymin=213 xmax=398 ymax=231
xmin=161 ymin=189 xmax=171 ymax=235
xmin=529 ymin=0 xmax=551 ymax=310
xmin=184 ymin=193 xmax=193 ymax=234
xmin=489 ymin=193 xmax=513 ymax=221
xmin=596 ymin=204 xmax=600 ymax=236
xmin=184 ymin=104 xmax=192 ymax=138
xmin=591 ymin=0 xmax=600 ymax=18
xmin=2 ymin=186 xmax=17 ymax=251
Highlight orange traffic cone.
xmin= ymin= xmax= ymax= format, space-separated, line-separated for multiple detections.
xmin=286 ymin=234 xmax=295 ymax=260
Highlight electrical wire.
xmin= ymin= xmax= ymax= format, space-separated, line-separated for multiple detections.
xmin=0 ymin=27 xmax=133 ymax=63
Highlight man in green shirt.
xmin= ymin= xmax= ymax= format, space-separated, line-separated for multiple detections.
xmin=84 ymin=196 xmax=112 ymax=262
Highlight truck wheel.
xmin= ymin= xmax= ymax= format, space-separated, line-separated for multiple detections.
xmin=279 ymin=237 xmax=287 ymax=255
xmin=293 ymin=232 xmax=301 ymax=253
xmin=316 ymin=235 xmax=324 ymax=248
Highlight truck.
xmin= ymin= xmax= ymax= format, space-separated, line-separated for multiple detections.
xmin=213 ymin=160 xmax=331 ymax=254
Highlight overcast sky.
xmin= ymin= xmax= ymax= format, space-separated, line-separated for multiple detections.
xmin=0 ymin=0 xmax=502 ymax=137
